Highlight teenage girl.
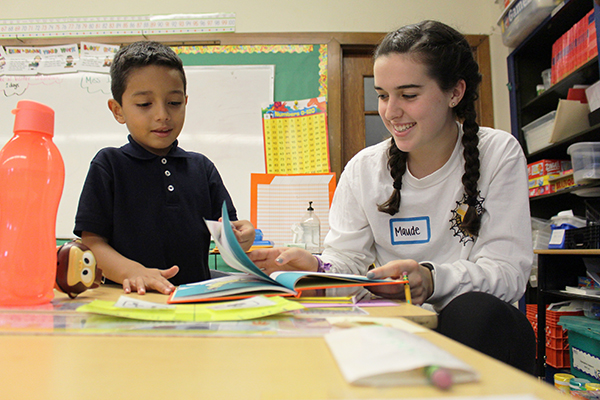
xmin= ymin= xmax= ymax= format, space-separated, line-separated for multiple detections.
xmin=249 ymin=20 xmax=535 ymax=373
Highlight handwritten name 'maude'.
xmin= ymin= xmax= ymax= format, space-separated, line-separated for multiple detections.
xmin=390 ymin=217 xmax=430 ymax=245
xmin=396 ymin=225 xmax=420 ymax=236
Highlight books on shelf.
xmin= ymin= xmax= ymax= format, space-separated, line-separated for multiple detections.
xmin=168 ymin=202 xmax=402 ymax=304
xmin=551 ymin=9 xmax=598 ymax=85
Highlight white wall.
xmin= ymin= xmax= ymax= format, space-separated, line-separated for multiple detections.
xmin=1 ymin=0 xmax=513 ymax=132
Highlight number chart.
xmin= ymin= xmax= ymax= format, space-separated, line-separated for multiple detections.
xmin=262 ymin=97 xmax=330 ymax=174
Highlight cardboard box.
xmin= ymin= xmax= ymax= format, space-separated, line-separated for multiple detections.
xmin=528 ymin=172 xmax=576 ymax=197
xmin=529 ymin=184 xmax=555 ymax=197
xmin=528 ymin=159 xmax=571 ymax=179
xmin=550 ymin=99 xmax=591 ymax=143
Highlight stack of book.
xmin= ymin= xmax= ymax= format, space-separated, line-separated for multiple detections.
xmin=551 ymin=9 xmax=598 ymax=85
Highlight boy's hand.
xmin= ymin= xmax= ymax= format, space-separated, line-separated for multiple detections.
xmin=231 ymin=219 xmax=255 ymax=251
xmin=122 ymin=265 xmax=179 ymax=295
xmin=81 ymin=231 xmax=179 ymax=296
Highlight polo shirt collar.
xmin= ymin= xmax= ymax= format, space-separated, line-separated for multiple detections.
xmin=122 ymin=134 xmax=190 ymax=159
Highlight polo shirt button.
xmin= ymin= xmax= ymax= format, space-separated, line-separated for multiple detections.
xmin=165 ymin=170 xmax=171 ymax=177
xmin=161 ymin=158 xmax=167 ymax=164
xmin=167 ymin=185 xmax=174 ymax=192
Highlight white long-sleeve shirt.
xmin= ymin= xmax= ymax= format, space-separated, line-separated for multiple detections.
xmin=321 ymin=123 xmax=533 ymax=311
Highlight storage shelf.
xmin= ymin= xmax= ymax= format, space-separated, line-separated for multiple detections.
xmin=526 ymin=123 xmax=600 ymax=161
xmin=521 ymin=59 xmax=599 ymax=121
xmin=529 ymin=180 xmax=600 ymax=201
xmin=515 ymin=1 xmax=600 ymax=378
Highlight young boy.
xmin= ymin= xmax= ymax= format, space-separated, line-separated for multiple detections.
xmin=74 ymin=41 xmax=255 ymax=295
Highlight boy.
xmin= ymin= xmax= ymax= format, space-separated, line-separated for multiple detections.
xmin=74 ymin=41 xmax=254 ymax=295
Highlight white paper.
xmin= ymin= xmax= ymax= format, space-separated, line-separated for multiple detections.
xmin=207 ymin=296 xmax=275 ymax=310
xmin=78 ymin=42 xmax=119 ymax=74
xmin=325 ymin=325 xmax=478 ymax=387
xmin=4 ymin=44 xmax=79 ymax=75
xmin=114 ymin=295 xmax=175 ymax=309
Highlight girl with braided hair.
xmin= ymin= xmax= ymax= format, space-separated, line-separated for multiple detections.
xmin=249 ymin=20 xmax=535 ymax=373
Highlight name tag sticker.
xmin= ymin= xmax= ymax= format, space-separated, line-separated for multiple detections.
xmin=389 ymin=217 xmax=431 ymax=245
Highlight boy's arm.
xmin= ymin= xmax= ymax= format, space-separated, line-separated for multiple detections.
xmin=81 ymin=231 xmax=178 ymax=295
xmin=231 ymin=219 xmax=255 ymax=252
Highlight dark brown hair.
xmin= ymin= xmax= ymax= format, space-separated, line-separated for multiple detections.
xmin=110 ymin=41 xmax=186 ymax=105
xmin=375 ymin=20 xmax=483 ymax=237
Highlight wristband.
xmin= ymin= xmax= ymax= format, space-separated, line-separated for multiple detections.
xmin=315 ymin=256 xmax=332 ymax=273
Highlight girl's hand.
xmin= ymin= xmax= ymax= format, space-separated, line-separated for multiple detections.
xmin=366 ymin=260 xmax=433 ymax=305
xmin=248 ymin=247 xmax=318 ymax=275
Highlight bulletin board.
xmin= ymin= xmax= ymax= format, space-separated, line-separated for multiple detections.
xmin=0 ymin=44 xmax=327 ymax=238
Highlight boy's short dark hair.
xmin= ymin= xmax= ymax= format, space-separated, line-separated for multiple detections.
xmin=110 ymin=41 xmax=187 ymax=105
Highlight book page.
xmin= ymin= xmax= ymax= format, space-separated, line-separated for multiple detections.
xmin=205 ymin=204 xmax=277 ymax=285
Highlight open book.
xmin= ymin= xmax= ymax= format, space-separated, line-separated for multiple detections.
xmin=168 ymin=202 xmax=402 ymax=304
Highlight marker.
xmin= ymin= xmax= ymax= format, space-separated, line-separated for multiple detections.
xmin=425 ymin=365 xmax=453 ymax=390
xmin=402 ymin=271 xmax=411 ymax=304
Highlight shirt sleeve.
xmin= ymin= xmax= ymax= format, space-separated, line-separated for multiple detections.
xmin=425 ymin=137 xmax=533 ymax=311
xmin=319 ymin=160 xmax=377 ymax=297
xmin=205 ymin=158 xmax=237 ymax=222
xmin=73 ymin=153 xmax=114 ymax=239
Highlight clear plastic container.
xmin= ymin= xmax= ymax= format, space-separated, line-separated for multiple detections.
xmin=300 ymin=201 xmax=320 ymax=254
xmin=584 ymin=302 xmax=600 ymax=320
xmin=522 ymin=110 xmax=556 ymax=153
xmin=568 ymin=142 xmax=600 ymax=184
xmin=499 ymin=0 xmax=559 ymax=48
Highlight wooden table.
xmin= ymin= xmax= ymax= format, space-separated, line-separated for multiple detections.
xmin=0 ymin=285 xmax=565 ymax=399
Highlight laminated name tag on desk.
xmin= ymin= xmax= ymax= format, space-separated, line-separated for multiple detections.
xmin=548 ymin=228 xmax=567 ymax=249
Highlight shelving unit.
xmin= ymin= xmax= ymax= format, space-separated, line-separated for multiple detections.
xmin=506 ymin=0 xmax=600 ymax=379
xmin=507 ymin=0 xmax=600 ymax=219
xmin=535 ymin=250 xmax=600 ymax=377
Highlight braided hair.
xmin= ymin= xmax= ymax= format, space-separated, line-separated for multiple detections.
xmin=375 ymin=20 xmax=484 ymax=237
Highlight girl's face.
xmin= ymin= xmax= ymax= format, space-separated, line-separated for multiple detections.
xmin=374 ymin=53 xmax=464 ymax=161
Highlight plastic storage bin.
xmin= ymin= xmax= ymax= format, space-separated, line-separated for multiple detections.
xmin=559 ymin=316 xmax=600 ymax=382
xmin=547 ymin=309 xmax=583 ymax=368
xmin=568 ymin=142 xmax=600 ymax=184
xmin=498 ymin=0 xmax=560 ymax=48
xmin=565 ymin=226 xmax=600 ymax=249
xmin=522 ymin=111 xmax=556 ymax=154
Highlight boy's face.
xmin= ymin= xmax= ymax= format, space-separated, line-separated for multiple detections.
xmin=108 ymin=65 xmax=187 ymax=156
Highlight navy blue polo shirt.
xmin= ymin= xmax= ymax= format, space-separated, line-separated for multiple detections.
xmin=74 ymin=135 xmax=237 ymax=285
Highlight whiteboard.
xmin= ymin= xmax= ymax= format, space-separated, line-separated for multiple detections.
xmin=0 ymin=65 xmax=273 ymax=238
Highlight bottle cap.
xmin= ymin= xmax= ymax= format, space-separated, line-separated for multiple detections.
xmin=12 ymin=100 xmax=55 ymax=136
xmin=586 ymin=382 xmax=600 ymax=391
xmin=570 ymin=377 xmax=590 ymax=391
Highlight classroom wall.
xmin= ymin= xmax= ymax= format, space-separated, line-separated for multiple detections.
xmin=1 ymin=0 xmax=512 ymax=132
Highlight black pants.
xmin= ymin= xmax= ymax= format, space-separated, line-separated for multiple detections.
xmin=435 ymin=292 xmax=536 ymax=375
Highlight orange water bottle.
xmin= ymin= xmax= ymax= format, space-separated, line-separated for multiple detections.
xmin=0 ymin=100 xmax=65 ymax=306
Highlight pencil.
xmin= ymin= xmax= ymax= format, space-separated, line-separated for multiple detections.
xmin=402 ymin=271 xmax=411 ymax=304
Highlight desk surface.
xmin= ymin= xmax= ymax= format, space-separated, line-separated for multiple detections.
xmin=0 ymin=286 xmax=564 ymax=399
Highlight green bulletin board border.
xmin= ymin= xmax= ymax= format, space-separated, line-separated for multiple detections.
xmin=173 ymin=44 xmax=327 ymax=102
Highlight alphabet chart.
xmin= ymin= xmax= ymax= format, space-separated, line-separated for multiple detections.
xmin=262 ymin=97 xmax=330 ymax=174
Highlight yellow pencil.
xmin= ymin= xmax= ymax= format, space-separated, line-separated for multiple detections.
xmin=403 ymin=271 xmax=411 ymax=304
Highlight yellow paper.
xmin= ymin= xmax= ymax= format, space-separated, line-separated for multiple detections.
xmin=262 ymin=97 xmax=330 ymax=174
xmin=77 ymin=296 xmax=304 ymax=322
